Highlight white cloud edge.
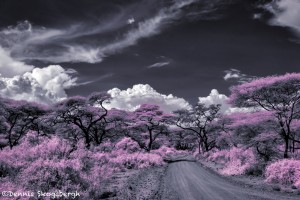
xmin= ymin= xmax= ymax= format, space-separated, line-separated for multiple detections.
xmin=106 ymin=84 xmax=192 ymax=113
xmin=263 ymin=0 xmax=300 ymax=35
xmin=147 ymin=61 xmax=170 ymax=68
xmin=198 ymin=89 xmax=251 ymax=114
xmin=0 ymin=0 xmax=198 ymax=64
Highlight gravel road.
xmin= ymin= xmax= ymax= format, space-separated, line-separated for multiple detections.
xmin=163 ymin=161 xmax=299 ymax=200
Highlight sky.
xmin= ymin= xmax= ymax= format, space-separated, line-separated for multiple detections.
xmin=0 ymin=0 xmax=299 ymax=112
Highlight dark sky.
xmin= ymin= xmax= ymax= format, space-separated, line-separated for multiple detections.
xmin=0 ymin=0 xmax=299 ymax=104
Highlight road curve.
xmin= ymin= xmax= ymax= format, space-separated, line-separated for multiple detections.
xmin=164 ymin=161 xmax=299 ymax=200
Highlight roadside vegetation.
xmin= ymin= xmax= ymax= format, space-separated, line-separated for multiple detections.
xmin=0 ymin=73 xmax=300 ymax=198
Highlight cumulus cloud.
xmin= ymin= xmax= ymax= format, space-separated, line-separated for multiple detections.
xmin=107 ymin=84 xmax=191 ymax=113
xmin=198 ymin=89 xmax=252 ymax=114
xmin=0 ymin=65 xmax=77 ymax=104
xmin=263 ymin=0 xmax=300 ymax=35
xmin=198 ymin=89 xmax=230 ymax=113
xmin=0 ymin=36 xmax=77 ymax=104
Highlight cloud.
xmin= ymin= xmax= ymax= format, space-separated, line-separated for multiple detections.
xmin=99 ymin=0 xmax=198 ymax=56
xmin=0 ymin=39 xmax=77 ymax=103
xmin=0 ymin=65 xmax=77 ymax=104
xmin=224 ymin=69 xmax=242 ymax=81
xmin=253 ymin=13 xmax=262 ymax=20
xmin=198 ymin=89 xmax=230 ymax=113
xmin=107 ymin=84 xmax=191 ymax=113
xmin=223 ymin=68 xmax=256 ymax=83
xmin=0 ymin=47 xmax=34 ymax=77
xmin=198 ymin=89 xmax=252 ymax=114
xmin=0 ymin=1 xmax=199 ymax=64
xmin=263 ymin=0 xmax=300 ymax=34
xmin=0 ymin=21 xmax=103 ymax=64
xmin=147 ymin=61 xmax=170 ymax=68
xmin=77 ymin=73 xmax=114 ymax=86
xmin=32 ymin=45 xmax=104 ymax=64
xmin=127 ymin=18 xmax=135 ymax=24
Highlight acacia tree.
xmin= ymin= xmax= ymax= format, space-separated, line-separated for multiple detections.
xmin=126 ymin=104 xmax=173 ymax=152
xmin=91 ymin=108 xmax=127 ymax=144
xmin=53 ymin=92 xmax=111 ymax=148
xmin=0 ymin=98 xmax=48 ymax=149
xmin=211 ymin=115 xmax=237 ymax=150
xmin=174 ymin=103 xmax=221 ymax=154
xmin=228 ymin=73 xmax=300 ymax=158
xmin=172 ymin=128 xmax=195 ymax=150
xmin=223 ymin=111 xmax=280 ymax=162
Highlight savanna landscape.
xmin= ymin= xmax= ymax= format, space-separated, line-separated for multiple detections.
xmin=0 ymin=0 xmax=300 ymax=199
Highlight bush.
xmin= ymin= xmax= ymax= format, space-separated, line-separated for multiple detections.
xmin=109 ymin=152 xmax=164 ymax=169
xmin=114 ymin=137 xmax=140 ymax=153
xmin=21 ymin=158 xmax=87 ymax=192
xmin=152 ymin=145 xmax=186 ymax=158
xmin=265 ymin=159 xmax=300 ymax=189
xmin=0 ymin=134 xmax=169 ymax=199
xmin=207 ymin=147 xmax=257 ymax=176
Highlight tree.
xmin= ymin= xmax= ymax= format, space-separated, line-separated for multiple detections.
xmin=175 ymin=103 xmax=221 ymax=154
xmin=212 ymin=115 xmax=237 ymax=150
xmin=172 ymin=128 xmax=195 ymax=150
xmin=224 ymin=111 xmax=280 ymax=162
xmin=126 ymin=104 xmax=173 ymax=152
xmin=0 ymin=98 xmax=48 ymax=149
xmin=53 ymin=92 xmax=112 ymax=148
xmin=228 ymin=73 xmax=300 ymax=158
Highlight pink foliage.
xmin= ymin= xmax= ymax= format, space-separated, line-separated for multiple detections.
xmin=114 ymin=137 xmax=141 ymax=153
xmin=0 ymin=134 xmax=169 ymax=199
xmin=108 ymin=137 xmax=165 ymax=169
xmin=108 ymin=152 xmax=164 ymax=169
xmin=207 ymin=147 xmax=257 ymax=176
xmin=226 ymin=111 xmax=274 ymax=128
xmin=152 ymin=145 xmax=186 ymax=157
xmin=228 ymin=73 xmax=300 ymax=103
xmin=265 ymin=159 xmax=300 ymax=188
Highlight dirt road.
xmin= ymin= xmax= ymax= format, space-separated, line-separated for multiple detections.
xmin=163 ymin=161 xmax=299 ymax=200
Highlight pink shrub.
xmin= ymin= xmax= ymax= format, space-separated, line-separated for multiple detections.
xmin=0 ymin=133 xmax=169 ymax=199
xmin=114 ymin=137 xmax=140 ymax=153
xmin=207 ymin=147 xmax=257 ymax=176
xmin=109 ymin=152 xmax=164 ymax=170
xmin=265 ymin=159 xmax=300 ymax=188
xmin=20 ymin=158 xmax=87 ymax=192
xmin=0 ymin=135 xmax=95 ymax=197
xmin=152 ymin=145 xmax=186 ymax=158
xmin=294 ymin=180 xmax=300 ymax=189
xmin=207 ymin=149 xmax=229 ymax=164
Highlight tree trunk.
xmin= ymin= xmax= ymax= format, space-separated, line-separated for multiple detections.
xmin=147 ymin=129 xmax=153 ymax=152
xmin=284 ymin=136 xmax=289 ymax=158
xmin=8 ymin=132 xmax=13 ymax=149
xmin=94 ymin=132 xmax=100 ymax=145
xmin=198 ymin=139 xmax=202 ymax=154
xmin=84 ymin=131 xmax=91 ymax=149
xmin=293 ymin=138 xmax=295 ymax=153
